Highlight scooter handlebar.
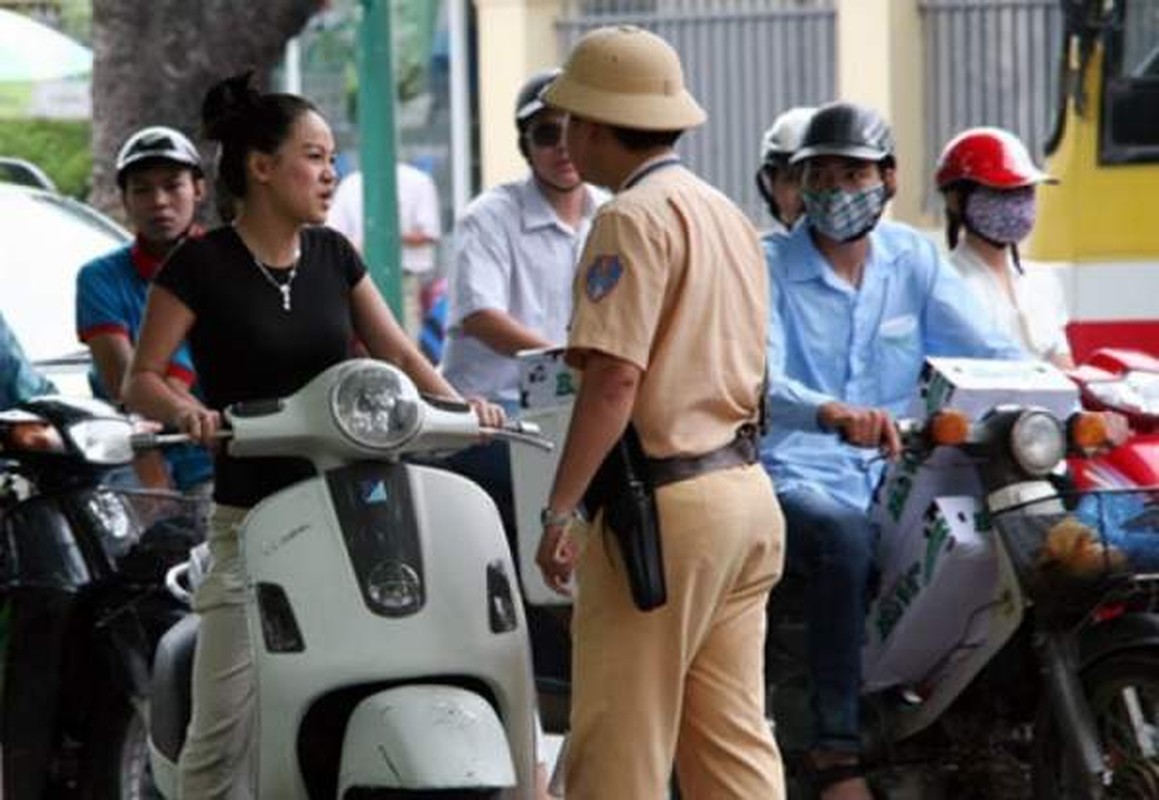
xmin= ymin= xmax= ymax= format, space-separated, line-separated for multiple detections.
xmin=481 ymin=419 xmax=554 ymax=452
xmin=130 ymin=429 xmax=232 ymax=451
xmin=130 ymin=431 xmax=191 ymax=449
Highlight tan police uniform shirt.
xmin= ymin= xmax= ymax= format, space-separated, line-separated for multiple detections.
xmin=567 ymin=160 xmax=768 ymax=459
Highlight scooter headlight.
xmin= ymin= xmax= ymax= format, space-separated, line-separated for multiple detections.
xmin=330 ymin=363 xmax=420 ymax=450
xmin=1009 ymin=410 xmax=1066 ymax=476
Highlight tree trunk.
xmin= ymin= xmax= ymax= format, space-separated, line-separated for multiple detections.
xmin=89 ymin=0 xmax=319 ymax=217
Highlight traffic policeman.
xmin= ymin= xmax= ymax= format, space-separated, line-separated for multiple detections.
xmin=534 ymin=24 xmax=785 ymax=800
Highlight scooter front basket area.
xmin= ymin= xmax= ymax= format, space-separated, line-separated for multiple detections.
xmin=993 ymin=489 xmax=1159 ymax=621
xmin=0 ymin=486 xmax=209 ymax=590
xmin=110 ymin=488 xmax=210 ymax=582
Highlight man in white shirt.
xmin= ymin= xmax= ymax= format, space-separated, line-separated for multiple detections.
xmin=441 ymin=68 xmax=604 ymax=409
xmin=327 ymin=161 xmax=441 ymax=336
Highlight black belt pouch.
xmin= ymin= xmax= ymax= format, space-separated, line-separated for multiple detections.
xmin=582 ymin=424 xmax=667 ymax=611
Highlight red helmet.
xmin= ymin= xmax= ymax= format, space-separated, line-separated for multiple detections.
xmin=935 ymin=127 xmax=1055 ymax=190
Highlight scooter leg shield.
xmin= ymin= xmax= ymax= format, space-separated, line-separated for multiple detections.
xmin=337 ymin=685 xmax=516 ymax=794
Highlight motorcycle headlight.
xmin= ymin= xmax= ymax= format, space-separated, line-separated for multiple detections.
xmin=67 ymin=419 xmax=135 ymax=465
xmin=1009 ymin=410 xmax=1066 ymax=476
xmin=330 ymin=364 xmax=420 ymax=450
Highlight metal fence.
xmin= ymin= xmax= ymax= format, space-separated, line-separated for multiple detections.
xmin=556 ymin=1 xmax=1090 ymax=220
xmin=556 ymin=0 xmax=836 ymax=225
xmin=920 ymin=0 xmax=1064 ymax=210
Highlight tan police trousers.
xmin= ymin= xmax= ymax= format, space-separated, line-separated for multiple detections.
xmin=565 ymin=463 xmax=786 ymax=799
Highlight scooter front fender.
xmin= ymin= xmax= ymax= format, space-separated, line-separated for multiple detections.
xmin=337 ymin=684 xmax=516 ymax=795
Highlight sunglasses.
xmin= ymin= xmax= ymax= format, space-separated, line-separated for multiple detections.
xmin=526 ymin=121 xmax=564 ymax=149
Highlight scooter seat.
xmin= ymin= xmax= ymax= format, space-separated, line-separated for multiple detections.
xmin=150 ymin=613 xmax=199 ymax=762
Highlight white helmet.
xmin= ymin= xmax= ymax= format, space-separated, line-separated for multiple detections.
xmin=115 ymin=126 xmax=202 ymax=188
xmin=759 ymin=106 xmax=817 ymax=165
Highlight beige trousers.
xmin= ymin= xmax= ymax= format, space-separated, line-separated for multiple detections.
xmin=177 ymin=504 xmax=256 ymax=800
xmin=565 ymin=464 xmax=786 ymax=799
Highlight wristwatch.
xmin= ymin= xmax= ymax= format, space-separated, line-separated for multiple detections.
xmin=540 ymin=506 xmax=576 ymax=529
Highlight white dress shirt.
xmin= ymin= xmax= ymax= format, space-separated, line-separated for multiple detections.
xmin=441 ymin=176 xmax=605 ymax=402
xmin=326 ymin=163 xmax=441 ymax=275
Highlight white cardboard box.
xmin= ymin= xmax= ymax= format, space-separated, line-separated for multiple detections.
xmin=512 ymin=347 xmax=577 ymax=605
xmin=910 ymin=357 xmax=1078 ymax=421
xmin=517 ymin=346 xmax=577 ymax=411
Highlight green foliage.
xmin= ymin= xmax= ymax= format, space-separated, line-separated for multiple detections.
xmin=58 ymin=0 xmax=93 ymax=45
xmin=0 ymin=119 xmax=91 ymax=198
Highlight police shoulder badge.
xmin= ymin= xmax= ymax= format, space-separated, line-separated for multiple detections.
xmin=584 ymin=254 xmax=624 ymax=302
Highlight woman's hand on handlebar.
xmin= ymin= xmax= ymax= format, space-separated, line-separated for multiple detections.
xmin=466 ymin=396 xmax=507 ymax=429
xmin=174 ymin=407 xmax=223 ymax=449
xmin=818 ymin=401 xmax=902 ymax=459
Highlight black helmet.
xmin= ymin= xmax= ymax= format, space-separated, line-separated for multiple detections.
xmin=515 ymin=67 xmax=562 ymax=130
xmin=791 ymin=102 xmax=895 ymax=166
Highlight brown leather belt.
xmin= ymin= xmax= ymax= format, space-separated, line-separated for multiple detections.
xmin=647 ymin=426 xmax=760 ymax=489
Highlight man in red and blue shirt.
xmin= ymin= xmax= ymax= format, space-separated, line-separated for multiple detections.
xmin=76 ymin=126 xmax=212 ymax=491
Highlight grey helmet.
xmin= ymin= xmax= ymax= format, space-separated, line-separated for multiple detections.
xmin=115 ymin=126 xmax=202 ymax=188
xmin=757 ymin=106 xmax=817 ymax=223
xmin=759 ymin=106 xmax=817 ymax=166
xmin=791 ymin=102 xmax=895 ymax=166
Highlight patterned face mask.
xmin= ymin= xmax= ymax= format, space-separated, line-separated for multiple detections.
xmin=802 ymin=183 xmax=887 ymax=243
xmin=964 ymin=186 xmax=1036 ymax=245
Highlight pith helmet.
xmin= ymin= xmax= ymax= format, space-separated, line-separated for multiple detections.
xmin=543 ymin=25 xmax=706 ymax=131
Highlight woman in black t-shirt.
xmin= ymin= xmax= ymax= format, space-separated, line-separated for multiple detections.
xmin=124 ymin=72 xmax=502 ymax=798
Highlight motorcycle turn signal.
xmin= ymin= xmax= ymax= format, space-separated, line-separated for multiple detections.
xmin=1068 ymin=411 xmax=1109 ymax=454
xmin=928 ymin=409 xmax=971 ymax=446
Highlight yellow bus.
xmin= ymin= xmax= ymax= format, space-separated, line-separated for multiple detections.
xmin=1026 ymin=0 xmax=1159 ymax=359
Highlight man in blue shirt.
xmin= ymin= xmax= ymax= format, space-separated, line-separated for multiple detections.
xmin=762 ymin=102 xmax=1022 ymax=800
xmin=75 ymin=126 xmax=212 ymax=492
xmin=0 ymin=309 xmax=54 ymax=410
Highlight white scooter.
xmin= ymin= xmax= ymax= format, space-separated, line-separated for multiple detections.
xmin=142 ymin=358 xmax=550 ymax=799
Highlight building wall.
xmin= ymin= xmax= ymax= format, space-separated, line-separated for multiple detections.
xmin=473 ymin=0 xmax=1067 ymax=230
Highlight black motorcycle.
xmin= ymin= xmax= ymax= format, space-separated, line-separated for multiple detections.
xmin=0 ymin=396 xmax=205 ymax=799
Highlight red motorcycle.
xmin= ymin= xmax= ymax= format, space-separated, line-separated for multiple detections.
xmin=1069 ymin=348 xmax=1159 ymax=489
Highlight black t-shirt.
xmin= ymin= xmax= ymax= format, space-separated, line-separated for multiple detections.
xmin=155 ymin=225 xmax=367 ymax=507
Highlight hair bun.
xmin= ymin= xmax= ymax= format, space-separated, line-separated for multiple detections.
xmin=202 ymin=70 xmax=260 ymax=141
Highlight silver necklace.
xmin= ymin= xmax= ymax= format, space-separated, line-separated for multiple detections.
xmin=250 ymin=252 xmax=299 ymax=312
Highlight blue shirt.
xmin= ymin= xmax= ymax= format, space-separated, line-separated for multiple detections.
xmin=0 ymin=310 xmax=54 ymax=410
xmin=76 ymin=243 xmax=212 ymax=490
xmin=761 ymin=221 xmax=1023 ymax=510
